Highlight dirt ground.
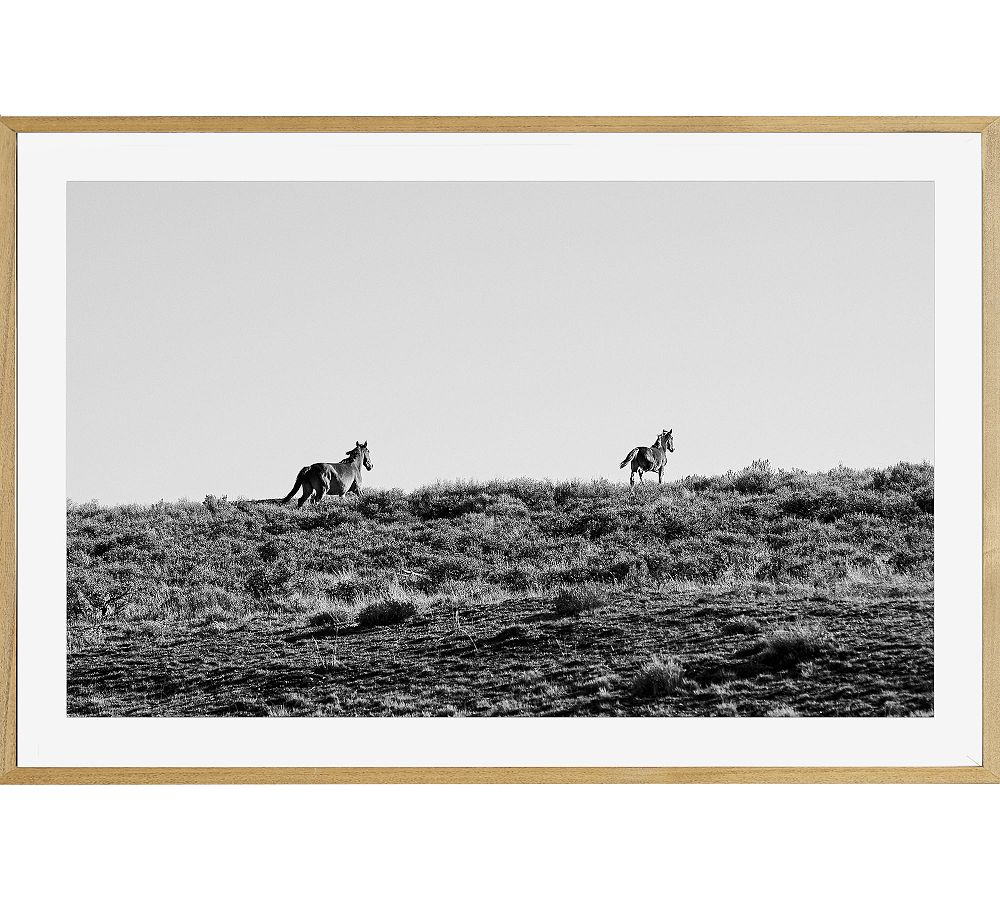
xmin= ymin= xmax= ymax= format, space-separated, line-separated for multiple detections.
xmin=67 ymin=581 xmax=933 ymax=718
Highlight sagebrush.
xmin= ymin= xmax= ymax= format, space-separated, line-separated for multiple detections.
xmin=67 ymin=462 xmax=933 ymax=622
xmin=65 ymin=462 xmax=934 ymax=718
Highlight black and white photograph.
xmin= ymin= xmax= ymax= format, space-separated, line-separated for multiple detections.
xmin=65 ymin=178 xmax=935 ymax=719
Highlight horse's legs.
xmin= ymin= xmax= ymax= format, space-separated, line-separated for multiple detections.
xmin=349 ymin=480 xmax=362 ymax=496
xmin=629 ymin=469 xmax=636 ymax=487
xmin=658 ymin=467 xmax=664 ymax=484
xmin=297 ymin=484 xmax=314 ymax=508
xmin=638 ymin=470 xmax=644 ymax=483
xmin=314 ymin=475 xmax=333 ymax=504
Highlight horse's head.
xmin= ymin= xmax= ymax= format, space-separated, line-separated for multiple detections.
xmin=344 ymin=441 xmax=373 ymax=470
xmin=357 ymin=440 xmax=373 ymax=470
xmin=660 ymin=429 xmax=674 ymax=453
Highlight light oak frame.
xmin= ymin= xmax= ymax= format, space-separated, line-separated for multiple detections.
xmin=0 ymin=116 xmax=996 ymax=784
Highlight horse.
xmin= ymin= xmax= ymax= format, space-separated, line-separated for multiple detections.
xmin=619 ymin=429 xmax=674 ymax=486
xmin=281 ymin=441 xmax=373 ymax=507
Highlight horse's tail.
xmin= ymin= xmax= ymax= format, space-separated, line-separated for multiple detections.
xmin=282 ymin=466 xmax=309 ymax=503
xmin=620 ymin=448 xmax=639 ymax=469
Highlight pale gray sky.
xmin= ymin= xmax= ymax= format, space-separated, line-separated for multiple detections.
xmin=67 ymin=181 xmax=933 ymax=504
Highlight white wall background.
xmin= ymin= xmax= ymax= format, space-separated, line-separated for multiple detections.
xmin=2 ymin=2 xmax=997 ymax=898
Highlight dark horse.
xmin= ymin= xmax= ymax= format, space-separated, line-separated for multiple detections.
xmin=282 ymin=441 xmax=373 ymax=507
xmin=620 ymin=429 xmax=674 ymax=486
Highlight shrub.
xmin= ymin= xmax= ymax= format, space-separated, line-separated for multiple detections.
xmin=357 ymin=596 xmax=418 ymax=628
xmin=680 ymin=474 xmax=725 ymax=493
xmin=202 ymin=494 xmax=230 ymax=516
xmin=751 ymin=623 xmax=832 ymax=666
xmin=729 ymin=459 xmax=776 ymax=494
xmin=307 ymin=602 xmax=356 ymax=628
xmin=552 ymin=583 xmax=610 ymax=616
xmin=243 ymin=561 xmax=298 ymax=599
xmin=721 ymin=615 xmax=761 ymax=635
xmin=328 ymin=573 xmax=399 ymax=604
xmin=631 ymin=656 xmax=686 ymax=697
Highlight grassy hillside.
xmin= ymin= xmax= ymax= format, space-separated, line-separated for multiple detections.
xmin=66 ymin=460 xmax=934 ymax=717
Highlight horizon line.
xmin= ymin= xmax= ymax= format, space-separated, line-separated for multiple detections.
xmin=65 ymin=459 xmax=934 ymax=507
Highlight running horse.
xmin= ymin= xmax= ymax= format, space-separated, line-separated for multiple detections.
xmin=281 ymin=441 xmax=373 ymax=507
xmin=619 ymin=429 xmax=674 ymax=486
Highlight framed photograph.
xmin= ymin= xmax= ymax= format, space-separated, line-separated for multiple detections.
xmin=1 ymin=116 xmax=996 ymax=784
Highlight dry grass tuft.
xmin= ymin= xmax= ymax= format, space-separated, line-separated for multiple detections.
xmin=751 ymin=623 xmax=833 ymax=666
xmin=765 ymin=704 xmax=801 ymax=717
xmin=631 ymin=655 xmax=687 ymax=698
xmin=307 ymin=602 xmax=356 ymax=628
xmin=357 ymin=596 xmax=419 ymax=628
xmin=721 ymin=615 xmax=761 ymax=635
xmin=552 ymin=583 xmax=611 ymax=616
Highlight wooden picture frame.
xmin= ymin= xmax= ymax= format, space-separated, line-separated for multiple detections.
xmin=0 ymin=116 xmax=996 ymax=784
